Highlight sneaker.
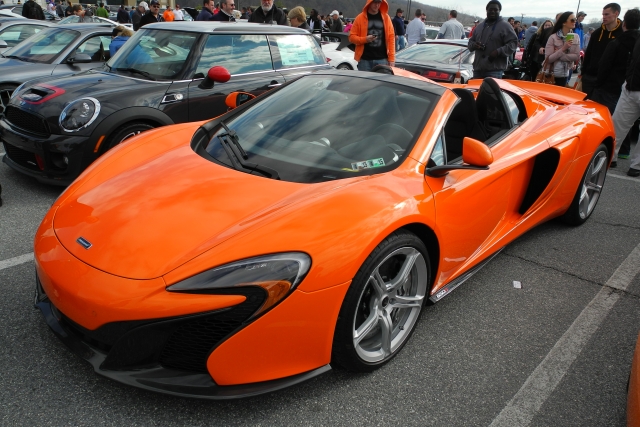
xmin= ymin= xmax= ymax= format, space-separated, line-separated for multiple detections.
xmin=628 ymin=168 xmax=640 ymax=177
xmin=619 ymin=153 xmax=630 ymax=159
xmin=610 ymin=161 xmax=617 ymax=168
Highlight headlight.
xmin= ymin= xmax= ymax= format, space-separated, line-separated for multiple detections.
xmin=167 ymin=253 xmax=311 ymax=318
xmin=59 ymin=97 xmax=101 ymax=132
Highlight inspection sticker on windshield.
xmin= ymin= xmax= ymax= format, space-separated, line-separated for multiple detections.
xmin=351 ymin=158 xmax=385 ymax=170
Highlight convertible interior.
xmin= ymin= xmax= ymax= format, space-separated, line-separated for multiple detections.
xmin=444 ymin=78 xmax=527 ymax=162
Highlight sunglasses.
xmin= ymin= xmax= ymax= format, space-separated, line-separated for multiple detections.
xmin=569 ymin=18 xmax=576 ymax=22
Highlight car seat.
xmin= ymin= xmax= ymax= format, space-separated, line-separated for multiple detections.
xmin=444 ymin=88 xmax=486 ymax=160
xmin=475 ymin=78 xmax=513 ymax=140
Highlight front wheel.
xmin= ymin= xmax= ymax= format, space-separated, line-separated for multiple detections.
xmin=102 ymin=122 xmax=155 ymax=152
xmin=332 ymin=231 xmax=430 ymax=372
xmin=561 ymin=143 xmax=608 ymax=226
xmin=0 ymin=84 xmax=17 ymax=115
xmin=336 ymin=63 xmax=353 ymax=70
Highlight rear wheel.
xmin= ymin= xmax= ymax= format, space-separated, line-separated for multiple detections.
xmin=332 ymin=231 xmax=430 ymax=372
xmin=336 ymin=63 xmax=353 ymax=70
xmin=103 ymin=122 xmax=155 ymax=152
xmin=561 ymin=143 xmax=608 ymax=225
xmin=0 ymin=84 xmax=17 ymax=115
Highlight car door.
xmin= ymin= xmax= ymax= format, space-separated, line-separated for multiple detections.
xmin=269 ymin=33 xmax=331 ymax=82
xmin=187 ymin=34 xmax=284 ymax=121
xmin=53 ymin=33 xmax=113 ymax=75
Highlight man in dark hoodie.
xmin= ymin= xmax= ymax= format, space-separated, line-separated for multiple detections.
xmin=582 ymin=3 xmax=623 ymax=99
xmin=593 ymin=9 xmax=640 ymax=113
xmin=468 ymin=0 xmax=517 ymax=79
xmin=248 ymin=0 xmax=286 ymax=25
xmin=611 ymin=32 xmax=640 ymax=176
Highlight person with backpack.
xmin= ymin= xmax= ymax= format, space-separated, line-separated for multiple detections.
xmin=22 ymin=0 xmax=45 ymax=20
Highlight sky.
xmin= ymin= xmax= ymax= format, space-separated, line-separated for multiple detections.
xmin=431 ymin=0 xmax=616 ymax=21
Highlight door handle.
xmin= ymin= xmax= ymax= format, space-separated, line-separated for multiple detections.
xmin=268 ymin=83 xmax=282 ymax=88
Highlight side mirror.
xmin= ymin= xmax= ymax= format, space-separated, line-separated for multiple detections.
xmin=0 ymin=40 xmax=7 ymax=49
xmin=225 ymin=91 xmax=256 ymax=110
xmin=426 ymin=137 xmax=493 ymax=177
xmin=198 ymin=66 xmax=230 ymax=90
xmin=67 ymin=53 xmax=92 ymax=64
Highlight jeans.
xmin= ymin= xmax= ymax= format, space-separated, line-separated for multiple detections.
xmin=473 ymin=70 xmax=504 ymax=79
xmin=612 ymin=83 xmax=640 ymax=169
xmin=357 ymin=58 xmax=389 ymax=72
xmin=396 ymin=35 xmax=406 ymax=52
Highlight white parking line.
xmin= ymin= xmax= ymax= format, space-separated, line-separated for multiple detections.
xmin=490 ymin=242 xmax=640 ymax=427
xmin=608 ymin=172 xmax=640 ymax=183
xmin=0 ymin=253 xmax=34 ymax=271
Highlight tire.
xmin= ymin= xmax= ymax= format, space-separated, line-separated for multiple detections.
xmin=332 ymin=230 xmax=431 ymax=372
xmin=336 ymin=63 xmax=353 ymax=70
xmin=102 ymin=122 xmax=155 ymax=152
xmin=0 ymin=84 xmax=18 ymax=116
xmin=561 ymin=143 xmax=608 ymax=226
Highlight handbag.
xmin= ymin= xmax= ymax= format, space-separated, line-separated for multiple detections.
xmin=535 ymin=58 xmax=555 ymax=85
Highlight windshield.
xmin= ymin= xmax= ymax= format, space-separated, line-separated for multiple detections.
xmin=203 ymin=75 xmax=438 ymax=183
xmin=107 ymin=28 xmax=198 ymax=80
xmin=3 ymin=27 xmax=78 ymax=63
xmin=59 ymin=15 xmax=111 ymax=24
xmin=397 ymin=43 xmax=471 ymax=64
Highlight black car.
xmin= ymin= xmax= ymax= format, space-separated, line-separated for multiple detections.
xmin=0 ymin=24 xmax=115 ymax=115
xmin=1 ymin=22 xmax=329 ymax=185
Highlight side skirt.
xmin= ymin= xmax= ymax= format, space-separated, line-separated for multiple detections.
xmin=429 ymin=247 xmax=505 ymax=303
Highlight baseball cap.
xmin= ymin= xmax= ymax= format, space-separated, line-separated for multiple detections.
xmin=138 ymin=1 xmax=148 ymax=10
xmin=577 ymin=11 xmax=587 ymax=17
xmin=331 ymin=10 xmax=339 ymax=16
xmin=396 ymin=8 xmax=403 ymax=13
xmin=149 ymin=0 xmax=159 ymax=6
xmin=474 ymin=19 xmax=479 ymax=22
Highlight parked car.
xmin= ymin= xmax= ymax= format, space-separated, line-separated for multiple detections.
xmin=425 ymin=25 xmax=441 ymax=40
xmin=319 ymin=31 xmax=356 ymax=70
xmin=0 ymin=18 xmax=52 ymax=53
xmin=0 ymin=23 xmax=114 ymax=117
xmin=1 ymin=22 xmax=330 ymax=185
xmin=395 ymin=39 xmax=474 ymax=83
xmin=58 ymin=15 xmax=133 ymax=30
xmin=32 ymin=68 xmax=614 ymax=399
xmin=0 ymin=4 xmax=61 ymax=21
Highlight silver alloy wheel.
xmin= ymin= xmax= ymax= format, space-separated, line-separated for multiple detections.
xmin=352 ymin=247 xmax=427 ymax=363
xmin=0 ymin=88 xmax=13 ymax=115
xmin=336 ymin=63 xmax=352 ymax=70
xmin=578 ymin=149 xmax=607 ymax=219
xmin=119 ymin=130 xmax=143 ymax=143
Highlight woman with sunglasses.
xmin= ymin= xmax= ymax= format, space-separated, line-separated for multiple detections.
xmin=545 ymin=11 xmax=580 ymax=87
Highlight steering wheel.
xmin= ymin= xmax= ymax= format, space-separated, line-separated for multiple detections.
xmin=372 ymin=123 xmax=413 ymax=146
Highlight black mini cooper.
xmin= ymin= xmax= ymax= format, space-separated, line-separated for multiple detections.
xmin=0 ymin=22 xmax=329 ymax=185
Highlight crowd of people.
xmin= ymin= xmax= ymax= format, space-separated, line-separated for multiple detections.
xmin=13 ymin=0 xmax=640 ymax=176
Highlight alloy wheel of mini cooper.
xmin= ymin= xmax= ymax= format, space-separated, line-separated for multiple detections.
xmin=333 ymin=231 xmax=430 ymax=372
xmin=103 ymin=122 xmax=155 ymax=152
xmin=0 ymin=84 xmax=16 ymax=115
xmin=562 ymin=143 xmax=608 ymax=225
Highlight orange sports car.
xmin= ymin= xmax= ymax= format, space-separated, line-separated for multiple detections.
xmin=34 ymin=68 xmax=615 ymax=399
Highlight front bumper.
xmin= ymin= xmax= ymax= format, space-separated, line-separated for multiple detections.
xmin=0 ymin=117 xmax=95 ymax=186
xmin=34 ymin=278 xmax=331 ymax=399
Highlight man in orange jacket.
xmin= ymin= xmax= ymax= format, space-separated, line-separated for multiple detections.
xmin=349 ymin=0 xmax=396 ymax=71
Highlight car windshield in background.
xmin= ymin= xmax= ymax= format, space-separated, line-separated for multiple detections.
xmin=3 ymin=28 xmax=78 ymax=63
xmin=397 ymin=43 xmax=470 ymax=64
xmin=0 ymin=24 xmax=45 ymax=48
xmin=204 ymin=75 xmax=438 ymax=183
xmin=107 ymin=28 xmax=197 ymax=80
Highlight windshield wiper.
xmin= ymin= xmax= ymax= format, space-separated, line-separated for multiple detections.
xmin=114 ymin=67 xmax=156 ymax=81
xmin=4 ymin=55 xmax=32 ymax=62
xmin=217 ymin=120 xmax=280 ymax=180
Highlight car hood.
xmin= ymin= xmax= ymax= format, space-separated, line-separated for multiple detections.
xmin=17 ymin=69 xmax=161 ymax=104
xmin=0 ymin=56 xmax=44 ymax=73
xmin=52 ymin=125 xmax=352 ymax=280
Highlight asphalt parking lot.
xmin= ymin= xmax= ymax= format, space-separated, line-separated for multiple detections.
xmin=1 ymin=144 xmax=640 ymax=426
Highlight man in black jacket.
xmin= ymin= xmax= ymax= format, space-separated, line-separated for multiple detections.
xmin=139 ymin=0 xmax=163 ymax=28
xmin=611 ymin=32 xmax=640 ymax=176
xmin=248 ymin=0 xmax=286 ymax=25
xmin=582 ymin=3 xmax=623 ymax=99
xmin=212 ymin=0 xmax=234 ymax=21
xmin=196 ymin=0 xmax=215 ymax=21
xmin=22 ymin=0 xmax=44 ymax=19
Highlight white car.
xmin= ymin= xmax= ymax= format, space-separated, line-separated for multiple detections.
xmin=318 ymin=32 xmax=357 ymax=70
xmin=0 ymin=10 xmax=25 ymax=19
xmin=58 ymin=15 xmax=133 ymax=30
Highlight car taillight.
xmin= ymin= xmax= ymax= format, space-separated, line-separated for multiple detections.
xmin=326 ymin=57 xmax=331 ymax=63
xmin=424 ymin=70 xmax=452 ymax=81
